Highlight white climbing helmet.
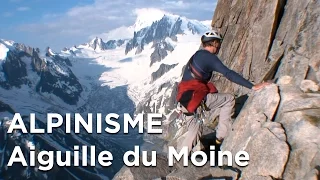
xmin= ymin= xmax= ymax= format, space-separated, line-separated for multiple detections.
xmin=201 ymin=30 xmax=223 ymax=43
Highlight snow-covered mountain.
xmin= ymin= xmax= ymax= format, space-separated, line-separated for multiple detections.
xmin=93 ymin=8 xmax=168 ymax=41
xmin=76 ymin=37 xmax=125 ymax=52
xmin=0 ymin=40 xmax=83 ymax=105
xmin=60 ymin=10 xmax=210 ymax=115
xmin=0 ymin=10 xmax=211 ymax=179
xmin=0 ymin=39 xmax=137 ymax=179
xmin=124 ymin=13 xmax=208 ymax=59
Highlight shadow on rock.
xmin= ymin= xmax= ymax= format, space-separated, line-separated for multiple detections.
xmin=233 ymin=95 xmax=248 ymax=119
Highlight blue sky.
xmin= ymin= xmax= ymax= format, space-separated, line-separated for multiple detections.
xmin=0 ymin=0 xmax=217 ymax=50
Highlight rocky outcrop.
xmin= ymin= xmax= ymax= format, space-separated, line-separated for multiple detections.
xmin=61 ymin=47 xmax=76 ymax=56
xmin=1 ymin=50 xmax=29 ymax=88
xmin=88 ymin=37 xmax=124 ymax=51
xmin=31 ymin=49 xmax=46 ymax=73
xmin=36 ymin=54 xmax=82 ymax=105
xmin=215 ymin=76 xmax=320 ymax=180
xmin=113 ymin=156 xmax=172 ymax=180
xmin=166 ymin=164 xmax=239 ymax=180
xmin=89 ymin=37 xmax=105 ymax=51
xmin=155 ymin=78 xmax=319 ymax=180
xmin=105 ymin=39 xmax=125 ymax=49
xmin=151 ymin=63 xmax=178 ymax=82
xmin=221 ymin=84 xmax=289 ymax=179
xmin=150 ymin=41 xmax=174 ymax=66
xmin=274 ymin=76 xmax=320 ymax=180
xmin=46 ymin=47 xmax=56 ymax=57
xmin=14 ymin=43 xmax=40 ymax=56
xmin=0 ymin=100 xmax=14 ymax=114
xmin=113 ymin=156 xmax=239 ymax=180
xmin=0 ymin=42 xmax=83 ymax=105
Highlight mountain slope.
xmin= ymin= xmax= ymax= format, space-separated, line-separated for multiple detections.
xmin=0 ymin=40 xmax=137 ymax=179
xmin=0 ymin=40 xmax=83 ymax=105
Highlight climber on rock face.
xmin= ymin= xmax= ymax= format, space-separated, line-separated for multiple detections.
xmin=176 ymin=30 xmax=271 ymax=154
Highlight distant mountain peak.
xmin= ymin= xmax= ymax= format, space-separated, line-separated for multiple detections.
xmin=92 ymin=9 xmax=209 ymax=48
xmin=0 ymin=39 xmax=15 ymax=47
xmin=133 ymin=8 xmax=166 ymax=32
xmin=46 ymin=46 xmax=56 ymax=56
xmin=71 ymin=36 xmax=125 ymax=53
xmin=90 ymin=37 xmax=103 ymax=43
xmin=89 ymin=37 xmax=105 ymax=50
xmin=72 ymin=10 xmax=209 ymax=54
xmin=125 ymin=13 xmax=210 ymax=55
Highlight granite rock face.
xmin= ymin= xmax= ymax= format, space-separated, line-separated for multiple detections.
xmin=211 ymin=0 xmax=286 ymax=96
xmin=151 ymin=63 xmax=178 ymax=82
xmin=220 ymin=84 xmax=289 ymax=179
xmin=274 ymin=77 xmax=320 ymax=180
xmin=166 ymin=163 xmax=239 ymax=180
xmin=208 ymin=0 xmax=320 ymax=179
xmin=113 ymin=156 xmax=240 ymax=180
xmin=150 ymin=41 xmax=174 ymax=66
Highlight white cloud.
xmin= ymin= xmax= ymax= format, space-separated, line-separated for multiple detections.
xmin=3 ymin=12 xmax=14 ymax=17
xmin=17 ymin=7 xmax=30 ymax=11
xmin=163 ymin=0 xmax=190 ymax=9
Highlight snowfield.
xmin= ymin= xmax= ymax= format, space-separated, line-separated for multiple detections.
xmin=65 ymin=32 xmax=203 ymax=108
xmin=0 ymin=41 xmax=10 ymax=60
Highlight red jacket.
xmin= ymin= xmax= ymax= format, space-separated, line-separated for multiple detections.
xmin=176 ymin=79 xmax=218 ymax=113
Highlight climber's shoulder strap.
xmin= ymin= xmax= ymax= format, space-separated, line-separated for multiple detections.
xmin=187 ymin=55 xmax=202 ymax=80
xmin=187 ymin=52 xmax=209 ymax=81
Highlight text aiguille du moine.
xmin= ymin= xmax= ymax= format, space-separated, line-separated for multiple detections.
xmin=6 ymin=113 xmax=249 ymax=171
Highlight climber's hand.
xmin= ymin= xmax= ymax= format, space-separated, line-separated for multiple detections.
xmin=252 ymin=81 xmax=272 ymax=91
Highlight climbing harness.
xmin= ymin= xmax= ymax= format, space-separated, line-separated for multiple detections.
xmin=176 ymin=100 xmax=210 ymax=127
xmin=146 ymin=101 xmax=210 ymax=152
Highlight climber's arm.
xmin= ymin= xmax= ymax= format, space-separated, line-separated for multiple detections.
xmin=205 ymin=54 xmax=254 ymax=89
